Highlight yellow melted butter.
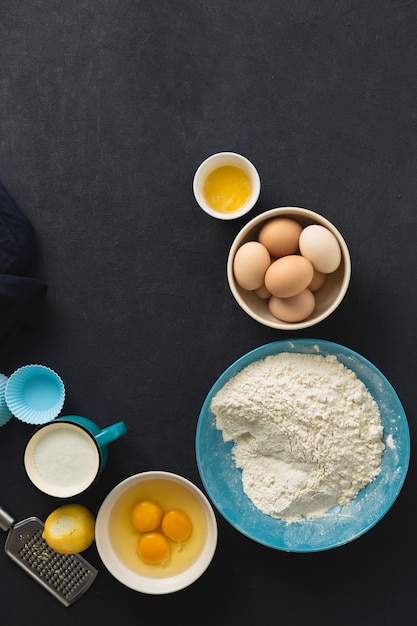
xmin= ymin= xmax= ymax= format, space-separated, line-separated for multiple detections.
xmin=108 ymin=478 xmax=208 ymax=579
xmin=203 ymin=165 xmax=252 ymax=213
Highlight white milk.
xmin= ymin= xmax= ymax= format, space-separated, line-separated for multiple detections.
xmin=26 ymin=423 xmax=100 ymax=497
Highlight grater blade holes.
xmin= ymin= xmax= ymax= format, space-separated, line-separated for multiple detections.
xmin=17 ymin=527 xmax=93 ymax=599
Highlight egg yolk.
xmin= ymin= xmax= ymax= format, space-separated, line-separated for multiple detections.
xmin=137 ymin=532 xmax=170 ymax=564
xmin=161 ymin=508 xmax=192 ymax=542
xmin=131 ymin=500 xmax=163 ymax=532
xmin=203 ymin=165 xmax=251 ymax=213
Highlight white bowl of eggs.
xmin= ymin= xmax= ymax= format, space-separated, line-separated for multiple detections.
xmin=95 ymin=471 xmax=218 ymax=594
xmin=227 ymin=207 xmax=351 ymax=330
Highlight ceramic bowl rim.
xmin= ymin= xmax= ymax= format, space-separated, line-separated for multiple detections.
xmin=196 ymin=339 xmax=410 ymax=552
xmin=227 ymin=206 xmax=351 ymax=329
xmin=193 ymin=151 xmax=261 ymax=220
xmin=95 ymin=471 xmax=218 ymax=594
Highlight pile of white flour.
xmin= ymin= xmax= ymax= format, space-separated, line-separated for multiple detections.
xmin=211 ymin=352 xmax=385 ymax=522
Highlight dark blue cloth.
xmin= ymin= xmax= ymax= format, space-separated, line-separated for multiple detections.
xmin=0 ymin=180 xmax=47 ymax=339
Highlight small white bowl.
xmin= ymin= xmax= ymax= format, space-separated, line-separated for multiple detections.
xmin=95 ymin=471 xmax=218 ymax=594
xmin=227 ymin=207 xmax=351 ymax=330
xmin=193 ymin=152 xmax=260 ymax=220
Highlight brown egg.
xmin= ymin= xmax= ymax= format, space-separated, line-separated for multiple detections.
xmin=268 ymin=289 xmax=315 ymax=322
xmin=309 ymin=269 xmax=326 ymax=292
xmin=233 ymin=241 xmax=271 ymax=291
xmin=254 ymin=283 xmax=271 ymax=299
xmin=258 ymin=217 xmax=302 ymax=257
xmin=264 ymin=255 xmax=314 ymax=298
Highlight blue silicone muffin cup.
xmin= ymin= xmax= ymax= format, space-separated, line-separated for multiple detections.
xmin=5 ymin=364 xmax=65 ymax=424
xmin=0 ymin=374 xmax=13 ymax=426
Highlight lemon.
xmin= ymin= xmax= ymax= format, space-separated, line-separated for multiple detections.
xmin=42 ymin=504 xmax=95 ymax=554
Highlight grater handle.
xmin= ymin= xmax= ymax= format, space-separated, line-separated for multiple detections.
xmin=0 ymin=507 xmax=14 ymax=531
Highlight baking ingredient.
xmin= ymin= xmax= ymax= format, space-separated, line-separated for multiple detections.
xmin=128 ymin=493 xmax=194 ymax=565
xmin=29 ymin=424 xmax=99 ymax=496
xmin=211 ymin=352 xmax=384 ymax=522
xmin=264 ymin=254 xmax=314 ymax=298
xmin=231 ymin=215 xmax=346 ymax=323
xmin=254 ymin=283 xmax=271 ymax=299
xmin=268 ymin=289 xmax=315 ymax=322
xmin=137 ymin=532 xmax=170 ymax=564
xmin=110 ymin=479 xmax=207 ymax=576
xmin=309 ymin=268 xmax=326 ymax=292
xmin=203 ymin=165 xmax=251 ymax=213
xmin=258 ymin=217 xmax=303 ymax=257
xmin=42 ymin=504 xmax=95 ymax=554
xmin=131 ymin=499 xmax=162 ymax=532
xmin=233 ymin=241 xmax=270 ymax=290
xmin=162 ymin=509 xmax=192 ymax=542
xmin=299 ymin=224 xmax=341 ymax=273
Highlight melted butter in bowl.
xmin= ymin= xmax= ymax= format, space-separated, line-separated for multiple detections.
xmin=193 ymin=152 xmax=260 ymax=220
xmin=203 ymin=165 xmax=252 ymax=214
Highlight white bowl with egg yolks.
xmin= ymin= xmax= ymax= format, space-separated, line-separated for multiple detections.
xmin=193 ymin=152 xmax=261 ymax=219
xmin=227 ymin=206 xmax=351 ymax=330
xmin=95 ymin=471 xmax=217 ymax=594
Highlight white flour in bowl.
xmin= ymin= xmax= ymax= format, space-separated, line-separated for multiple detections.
xmin=210 ymin=352 xmax=385 ymax=522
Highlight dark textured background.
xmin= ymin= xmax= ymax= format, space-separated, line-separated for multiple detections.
xmin=0 ymin=1 xmax=416 ymax=624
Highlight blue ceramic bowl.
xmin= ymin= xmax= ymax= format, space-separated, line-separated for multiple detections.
xmin=196 ymin=339 xmax=410 ymax=552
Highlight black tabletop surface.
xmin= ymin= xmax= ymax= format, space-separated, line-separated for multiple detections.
xmin=0 ymin=2 xmax=416 ymax=624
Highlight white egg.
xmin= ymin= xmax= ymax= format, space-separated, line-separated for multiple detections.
xmin=299 ymin=225 xmax=342 ymax=273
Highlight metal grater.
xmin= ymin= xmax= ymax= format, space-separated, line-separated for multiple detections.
xmin=0 ymin=507 xmax=98 ymax=606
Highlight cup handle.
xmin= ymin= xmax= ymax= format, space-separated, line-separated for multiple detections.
xmin=95 ymin=421 xmax=127 ymax=447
